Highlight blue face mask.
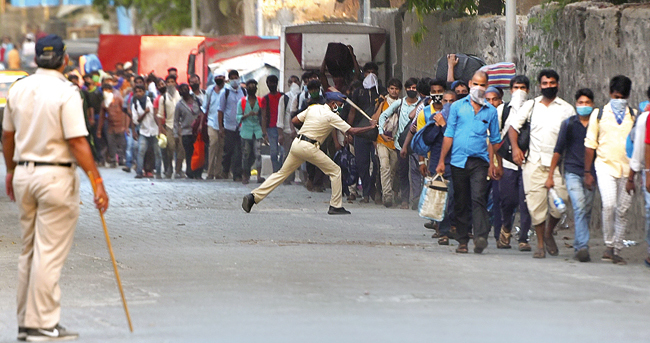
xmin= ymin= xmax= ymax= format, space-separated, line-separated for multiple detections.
xmin=610 ymin=98 xmax=628 ymax=115
xmin=576 ymin=106 xmax=593 ymax=116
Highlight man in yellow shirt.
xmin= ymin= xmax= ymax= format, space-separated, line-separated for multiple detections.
xmin=373 ymin=78 xmax=402 ymax=207
xmin=585 ymin=75 xmax=637 ymax=265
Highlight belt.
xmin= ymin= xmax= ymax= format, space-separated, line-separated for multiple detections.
xmin=18 ymin=161 xmax=73 ymax=168
xmin=297 ymin=134 xmax=319 ymax=145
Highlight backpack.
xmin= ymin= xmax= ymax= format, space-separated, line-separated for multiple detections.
xmin=240 ymin=96 xmax=262 ymax=126
xmin=398 ymin=98 xmax=424 ymax=150
xmin=333 ymin=145 xmax=358 ymax=187
xmin=497 ymin=100 xmax=536 ymax=164
xmin=596 ymin=105 xmax=638 ymax=158
xmin=410 ymin=103 xmax=450 ymax=156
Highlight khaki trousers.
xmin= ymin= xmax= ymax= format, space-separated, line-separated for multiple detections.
xmin=376 ymin=143 xmax=398 ymax=201
xmin=13 ymin=164 xmax=80 ymax=329
xmin=207 ymin=126 xmax=224 ymax=178
xmin=252 ymin=139 xmax=343 ymax=208
xmin=522 ymin=159 xmax=568 ymax=226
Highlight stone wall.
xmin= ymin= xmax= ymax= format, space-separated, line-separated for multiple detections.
xmin=372 ymin=2 xmax=650 ymax=240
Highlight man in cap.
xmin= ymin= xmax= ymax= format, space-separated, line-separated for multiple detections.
xmin=2 ymin=34 xmax=109 ymax=341
xmin=242 ymin=91 xmax=378 ymax=214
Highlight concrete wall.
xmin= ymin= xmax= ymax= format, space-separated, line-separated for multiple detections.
xmin=372 ymin=2 xmax=650 ymax=240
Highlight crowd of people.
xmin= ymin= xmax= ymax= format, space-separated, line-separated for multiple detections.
xmin=70 ymin=52 xmax=650 ymax=267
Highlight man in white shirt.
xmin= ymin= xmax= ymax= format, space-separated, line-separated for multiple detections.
xmin=157 ymin=75 xmax=183 ymax=178
xmin=508 ymin=69 xmax=575 ymax=258
xmin=132 ymin=85 xmax=162 ymax=178
xmin=495 ymin=76 xmax=533 ymax=252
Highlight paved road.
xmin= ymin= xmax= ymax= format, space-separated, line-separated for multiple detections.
xmin=1 ymin=167 xmax=649 ymax=343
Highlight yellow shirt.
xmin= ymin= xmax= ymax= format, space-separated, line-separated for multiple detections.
xmin=376 ymin=99 xmax=395 ymax=150
xmin=584 ymin=103 xmax=635 ymax=178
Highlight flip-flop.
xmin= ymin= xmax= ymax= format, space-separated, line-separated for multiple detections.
xmin=455 ymin=243 xmax=468 ymax=253
xmin=544 ymin=235 xmax=559 ymax=256
xmin=533 ymin=247 xmax=546 ymax=258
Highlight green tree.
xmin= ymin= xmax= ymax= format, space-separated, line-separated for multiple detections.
xmin=93 ymin=0 xmax=191 ymax=35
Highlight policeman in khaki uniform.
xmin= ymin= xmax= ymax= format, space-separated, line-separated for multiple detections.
xmin=2 ymin=35 xmax=109 ymax=341
xmin=242 ymin=91 xmax=377 ymax=215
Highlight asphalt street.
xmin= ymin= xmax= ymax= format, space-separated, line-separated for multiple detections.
xmin=1 ymin=166 xmax=649 ymax=343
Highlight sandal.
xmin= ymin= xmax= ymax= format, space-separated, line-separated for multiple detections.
xmin=544 ymin=235 xmax=559 ymax=256
xmin=533 ymin=247 xmax=546 ymax=258
xmin=438 ymin=236 xmax=449 ymax=245
xmin=497 ymin=229 xmax=512 ymax=249
xmin=518 ymin=242 xmax=532 ymax=252
xmin=400 ymin=202 xmax=409 ymax=209
xmin=456 ymin=243 xmax=468 ymax=253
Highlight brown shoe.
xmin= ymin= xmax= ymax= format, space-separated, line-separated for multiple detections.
xmin=602 ymin=247 xmax=614 ymax=261
xmin=497 ymin=228 xmax=512 ymax=249
xmin=612 ymin=254 xmax=627 ymax=265
xmin=518 ymin=242 xmax=532 ymax=252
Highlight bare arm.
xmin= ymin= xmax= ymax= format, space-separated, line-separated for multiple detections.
xmin=2 ymin=131 xmax=16 ymax=201
xmin=436 ymin=137 xmax=453 ymax=175
xmin=447 ymin=54 xmax=458 ymax=83
xmin=508 ymin=126 xmax=524 ymax=165
xmin=67 ymin=136 xmax=109 ymax=213
xmin=584 ymin=147 xmax=596 ymax=191
xmin=545 ymin=152 xmax=562 ymax=189
xmin=346 ymin=120 xmax=378 ymax=136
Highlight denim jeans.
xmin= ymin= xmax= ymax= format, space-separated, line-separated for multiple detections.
xmin=267 ymin=127 xmax=281 ymax=172
xmin=565 ymin=172 xmax=594 ymax=251
xmin=125 ymin=129 xmax=134 ymax=167
xmin=136 ymin=135 xmax=162 ymax=176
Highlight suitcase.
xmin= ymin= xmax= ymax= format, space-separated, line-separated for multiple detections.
xmin=435 ymin=53 xmax=486 ymax=83
xmin=324 ymin=42 xmax=355 ymax=78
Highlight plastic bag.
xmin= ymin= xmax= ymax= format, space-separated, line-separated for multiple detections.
xmin=418 ymin=174 xmax=448 ymax=221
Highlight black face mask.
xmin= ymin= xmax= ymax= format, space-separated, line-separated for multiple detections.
xmin=431 ymin=94 xmax=443 ymax=104
xmin=456 ymin=93 xmax=468 ymax=100
xmin=190 ymin=83 xmax=200 ymax=91
xmin=268 ymin=84 xmax=278 ymax=93
xmin=248 ymin=87 xmax=257 ymax=96
xmin=406 ymin=90 xmax=418 ymax=98
xmin=541 ymin=86 xmax=558 ymax=99
xmin=84 ymin=81 xmax=92 ymax=87
xmin=157 ymin=87 xmax=166 ymax=94
xmin=215 ymin=79 xmax=225 ymax=87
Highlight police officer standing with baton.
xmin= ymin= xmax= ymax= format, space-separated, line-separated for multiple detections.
xmin=2 ymin=34 xmax=109 ymax=341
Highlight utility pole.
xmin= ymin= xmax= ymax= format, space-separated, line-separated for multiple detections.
xmin=505 ymin=0 xmax=516 ymax=62
xmin=191 ymin=0 xmax=197 ymax=36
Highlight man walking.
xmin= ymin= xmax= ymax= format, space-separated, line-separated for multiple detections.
xmin=436 ymin=71 xmax=503 ymax=254
xmin=261 ymin=75 xmax=284 ymax=173
xmin=218 ymin=70 xmax=246 ymax=181
xmin=585 ymin=75 xmax=637 ymax=265
xmin=97 ymin=81 xmax=126 ymax=167
xmin=2 ymin=34 xmax=109 ymax=341
xmin=237 ymin=80 xmax=267 ymax=184
xmin=242 ymin=92 xmax=377 ymax=215
xmin=157 ymin=75 xmax=183 ymax=178
xmin=132 ymin=84 xmax=162 ymax=179
xmin=508 ymin=69 xmax=575 ymax=258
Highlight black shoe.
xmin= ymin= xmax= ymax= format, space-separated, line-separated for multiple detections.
xmin=474 ymin=236 xmax=488 ymax=254
xmin=328 ymin=206 xmax=351 ymax=215
xmin=242 ymin=194 xmax=255 ymax=213
xmin=135 ymin=174 xmax=144 ymax=179
xmin=122 ymin=166 xmax=131 ymax=173
xmin=18 ymin=327 xmax=27 ymax=341
xmin=26 ymin=324 xmax=78 ymax=341
xmin=575 ymin=248 xmax=591 ymax=262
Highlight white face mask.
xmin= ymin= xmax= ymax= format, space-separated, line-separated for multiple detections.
xmin=363 ymin=73 xmax=378 ymax=92
xmin=510 ymin=89 xmax=528 ymax=109
xmin=289 ymin=83 xmax=300 ymax=94
xmin=469 ymin=86 xmax=486 ymax=105
xmin=103 ymin=90 xmax=114 ymax=108
xmin=230 ymin=79 xmax=239 ymax=88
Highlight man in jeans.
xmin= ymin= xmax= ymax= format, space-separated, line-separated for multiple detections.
xmin=436 ymin=71 xmax=503 ymax=254
xmin=131 ymin=84 xmax=162 ymax=178
xmin=546 ymin=88 xmax=595 ymax=262
xmin=261 ymin=75 xmax=284 ymax=173
xmin=585 ymin=75 xmax=637 ymax=265
xmin=204 ymin=71 xmax=226 ymax=179
xmin=218 ymin=70 xmax=246 ymax=181
xmin=508 ymin=69 xmax=574 ymax=258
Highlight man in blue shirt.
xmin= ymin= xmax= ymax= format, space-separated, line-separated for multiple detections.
xmin=436 ymin=71 xmax=503 ymax=254
xmin=203 ymin=71 xmax=226 ymax=179
xmin=545 ymin=88 xmax=595 ymax=262
xmin=218 ymin=70 xmax=246 ymax=181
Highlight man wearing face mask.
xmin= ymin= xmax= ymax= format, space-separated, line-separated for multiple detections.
xmin=436 ymin=70 xmax=503 ymax=254
xmin=508 ymin=69 xmax=575 ymax=258
xmin=585 ymin=75 xmax=637 ymax=265
xmin=242 ymin=92 xmax=378 ymax=215
xmin=97 ymin=80 xmax=126 ymax=167
xmin=218 ymin=70 xmax=246 ymax=181
xmin=347 ymin=62 xmax=386 ymax=203
xmin=237 ymin=79 xmax=266 ymax=184
xmin=189 ymin=74 xmax=205 ymax=105
xmin=174 ymin=83 xmax=203 ymax=179
xmin=261 ymin=75 xmax=284 ymax=173
xmin=451 ymin=80 xmax=469 ymax=100
xmin=157 ymin=75 xmax=183 ymax=178
xmin=203 ymin=71 xmax=227 ymax=179
xmin=496 ymin=75 xmax=533 ymax=252
xmin=545 ymin=88 xmax=596 ymax=262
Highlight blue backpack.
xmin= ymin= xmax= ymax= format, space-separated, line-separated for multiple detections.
xmin=410 ymin=103 xmax=449 ymax=156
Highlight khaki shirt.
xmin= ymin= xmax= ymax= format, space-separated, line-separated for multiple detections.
xmin=2 ymin=68 xmax=88 ymax=163
xmin=157 ymin=90 xmax=182 ymax=130
xmin=584 ymin=103 xmax=635 ymax=178
xmin=296 ymin=104 xmax=351 ymax=144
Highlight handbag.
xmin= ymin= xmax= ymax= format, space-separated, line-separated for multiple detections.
xmin=497 ymin=100 xmax=535 ymax=164
xmin=191 ymin=132 xmax=205 ymax=170
xmin=418 ymin=174 xmax=449 ymax=221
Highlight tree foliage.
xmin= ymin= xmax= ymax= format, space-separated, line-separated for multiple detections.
xmin=405 ymin=0 xmax=479 ymax=45
xmin=92 ymin=0 xmax=191 ymax=35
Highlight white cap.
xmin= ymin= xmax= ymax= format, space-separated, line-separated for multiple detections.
xmin=124 ymin=61 xmax=133 ymax=70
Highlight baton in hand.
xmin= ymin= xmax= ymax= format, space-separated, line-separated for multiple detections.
xmin=88 ymin=172 xmax=133 ymax=332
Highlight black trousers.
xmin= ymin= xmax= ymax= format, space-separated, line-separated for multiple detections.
xmin=451 ymin=157 xmax=490 ymax=245
xmin=182 ymin=135 xmax=202 ymax=179
xmin=398 ymin=150 xmax=410 ymax=204
xmin=222 ymin=129 xmax=242 ymax=180
xmin=354 ymin=136 xmax=377 ymax=198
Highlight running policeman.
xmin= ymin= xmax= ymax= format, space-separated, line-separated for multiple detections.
xmin=242 ymin=91 xmax=377 ymax=215
xmin=2 ymin=34 xmax=109 ymax=342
